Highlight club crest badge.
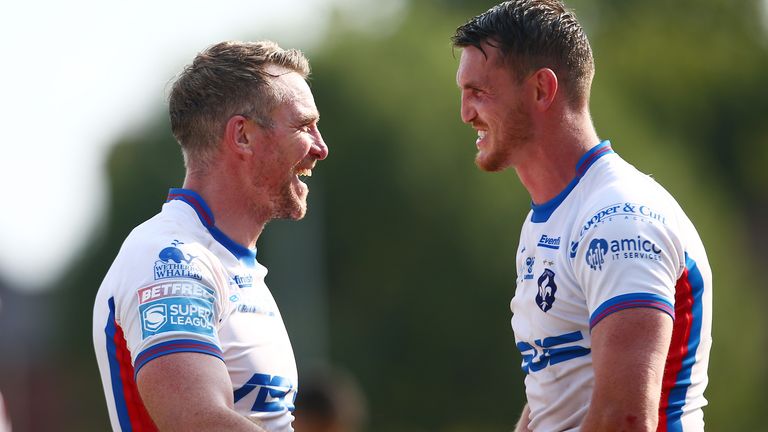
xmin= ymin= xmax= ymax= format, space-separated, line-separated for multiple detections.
xmin=536 ymin=269 xmax=557 ymax=312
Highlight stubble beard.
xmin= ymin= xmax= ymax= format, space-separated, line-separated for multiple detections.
xmin=272 ymin=181 xmax=307 ymax=221
xmin=475 ymin=103 xmax=533 ymax=172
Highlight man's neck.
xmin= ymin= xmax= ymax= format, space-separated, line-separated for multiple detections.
xmin=182 ymin=173 xmax=267 ymax=249
xmin=515 ymin=113 xmax=600 ymax=205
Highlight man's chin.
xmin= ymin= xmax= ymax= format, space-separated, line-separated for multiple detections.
xmin=274 ymin=187 xmax=308 ymax=220
xmin=289 ymin=206 xmax=307 ymax=220
xmin=475 ymin=154 xmax=507 ymax=172
xmin=282 ymin=198 xmax=307 ymax=221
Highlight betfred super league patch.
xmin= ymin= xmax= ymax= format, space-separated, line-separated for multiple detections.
xmin=137 ymin=280 xmax=216 ymax=339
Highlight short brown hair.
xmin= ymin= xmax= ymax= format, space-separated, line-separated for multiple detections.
xmin=452 ymin=0 xmax=594 ymax=106
xmin=168 ymin=40 xmax=310 ymax=170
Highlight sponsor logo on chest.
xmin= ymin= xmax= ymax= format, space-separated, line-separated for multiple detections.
xmin=586 ymin=236 xmax=663 ymax=271
xmin=523 ymin=257 xmax=535 ymax=280
xmin=579 ymin=203 xmax=667 ymax=238
xmin=537 ymin=235 xmax=561 ymax=250
xmin=233 ymin=274 xmax=254 ymax=289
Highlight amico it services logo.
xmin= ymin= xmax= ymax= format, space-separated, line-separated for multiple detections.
xmin=586 ymin=236 xmax=663 ymax=271
xmin=586 ymin=239 xmax=608 ymax=271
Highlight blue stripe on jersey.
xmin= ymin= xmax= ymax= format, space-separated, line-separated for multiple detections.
xmin=530 ymin=140 xmax=615 ymax=223
xmin=209 ymin=226 xmax=257 ymax=267
xmin=537 ymin=243 xmax=559 ymax=250
xmin=547 ymin=346 xmax=592 ymax=367
xmin=167 ymin=188 xmax=258 ymax=267
xmin=589 ymin=292 xmax=674 ymax=330
xmin=665 ymin=254 xmax=705 ymax=430
xmin=539 ymin=330 xmax=583 ymax=347
xmin=134 ymin=339 xmax=224 ymax=378
xmin=516 ymin=331 xmax=591 ymax=373
xmin=105 ymin=297 xmax=132 ymax=431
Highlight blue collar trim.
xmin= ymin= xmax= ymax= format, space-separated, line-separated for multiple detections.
xmin=530 ymin=140 xmax=614 ymax=223
xmin=166 ymin=188 xmax=257 ymax=267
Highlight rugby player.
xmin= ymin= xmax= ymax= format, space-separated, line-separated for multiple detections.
xmin=453 ymin=1 xmax=712 ymax=430
xmin=93 ymin=40 xmax=328 ymax=431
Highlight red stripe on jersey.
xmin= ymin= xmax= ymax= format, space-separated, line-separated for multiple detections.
xmin=168 ymin=192 xmax=213 ymax=227
xmin=657 ymin=268 xmax=693 ymax=431
xmin=113 ymin=321 xmax=158 ymax=431
xmin=577 ymin=145 xmax=612 ymax=177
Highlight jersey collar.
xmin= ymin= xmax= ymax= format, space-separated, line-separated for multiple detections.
xmin=530 ymin=140 xmax=614 ymax=223
xmin=166 ymin=188 xmax=257 ymax=267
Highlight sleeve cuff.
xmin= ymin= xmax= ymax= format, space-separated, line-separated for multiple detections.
xmin=134 ymin=339 xmax=223 ymax=378
xmin=590 ymin=293 xmax=674 ymax=330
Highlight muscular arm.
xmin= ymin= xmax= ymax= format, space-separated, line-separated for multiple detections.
xmin=581 ymin=308 xmax=673 ymax=432
xmin=137 ymin=353 xmax=266 ymax=432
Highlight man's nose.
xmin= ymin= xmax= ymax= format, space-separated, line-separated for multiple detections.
xmin=460 ymin=93 xmax=476 ymax=124
xmin=311 ymin=129 xmax=329 ymax=160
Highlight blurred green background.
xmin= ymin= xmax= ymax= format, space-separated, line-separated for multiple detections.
xmin=1 ymin=0 xmax=766 ymax=430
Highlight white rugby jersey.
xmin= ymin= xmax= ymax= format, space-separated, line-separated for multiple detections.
xmin=511 ymin=141 xmax=712 ymax=432
xmin=93 ymin=189 xmax=298 ymax=431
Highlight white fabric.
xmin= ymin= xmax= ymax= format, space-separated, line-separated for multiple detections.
xmin=94 ymin=196 xmax=297 ymax=431
xmin=510 ymin=145 xmax=712 ymax=431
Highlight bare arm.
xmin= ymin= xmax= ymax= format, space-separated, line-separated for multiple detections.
xmin=581 ymin=308 xmax=673 ymax=432
xmin=137 ymin=352 xmax=266 ymax=432
xmin=514 ymin=403 xmax=532 ymax=432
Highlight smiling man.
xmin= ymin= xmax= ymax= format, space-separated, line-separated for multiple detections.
xmin=93 ymin=41 xmax=328 ymax=431
xmin=453 ymin=2 xmax=712 ymax=431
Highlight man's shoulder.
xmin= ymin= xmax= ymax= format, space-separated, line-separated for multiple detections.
xmin=103 ymin=205 xmax=217 ymax=287
xmin=117 ymin=216 xmax=177 ymax=259
xmin=563 ymin=160 xmax=686 ymax=248
xmin=123 ymin=203 xmax=211 ymax=253
xmin=578 ymin=157 xmax=677 ymax=215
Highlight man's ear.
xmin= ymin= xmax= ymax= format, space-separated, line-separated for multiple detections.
xmin=224 ymin=115 xmax=253 ymax=155
xmin=531 ymin=68 xmax=558 ymax=111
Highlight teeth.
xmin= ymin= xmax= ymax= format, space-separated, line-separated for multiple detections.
xmin=296 ymin=168 xmax=312 ymax=177
xmin=478 ymin=130 xmax=487 ymax=138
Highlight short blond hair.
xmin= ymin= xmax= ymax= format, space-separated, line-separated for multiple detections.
xmin=168 ymin=40 xmax=310 ymax=171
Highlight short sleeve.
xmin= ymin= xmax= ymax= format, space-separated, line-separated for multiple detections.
xmin=115 ymin=241 xmax=231 ymax=376
xmin=572 ymin=202 xmax=683 ymax=330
